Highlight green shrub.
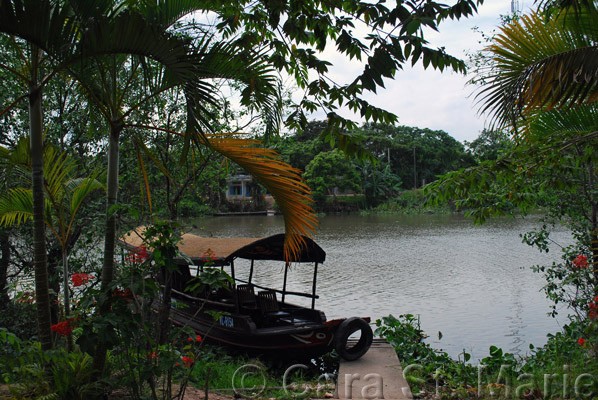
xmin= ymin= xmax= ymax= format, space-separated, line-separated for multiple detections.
xmin=0 ymin=301 xmax=37 ymax=340
xmin=377 ymin=314 xmax=598 ymax=399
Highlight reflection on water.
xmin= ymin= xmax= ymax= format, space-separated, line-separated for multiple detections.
xmin=187 ymin=213 xmax=569 ymax=361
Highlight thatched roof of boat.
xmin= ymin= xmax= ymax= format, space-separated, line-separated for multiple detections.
xmin=119 ymin=227 xmax=325 ymax=264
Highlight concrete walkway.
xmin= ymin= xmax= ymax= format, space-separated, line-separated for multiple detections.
xmin=336 ymin=339 xmax=413 ymax=400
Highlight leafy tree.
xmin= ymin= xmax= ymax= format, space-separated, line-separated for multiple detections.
xmin=0 ymin=138 xmax=103 ymax=348
xmin=212 ymin=0 xmax=486 ymax=151
xmin=475 ymin=2 xmax=598 ymax=127
xmin=304 ymin=150 xmax=362 ymax=202
xmin=0 ymin=3 xmax=317 ymax=351
xmin=474 ymin=0 xmax=598 ymax=287
xmin=464 ymin=129 xmax=512 ymax=162
xmin=360 ymin=124 xmax=474 ymax=189
xmin=359 ymin=162 xmax=402 ymax=208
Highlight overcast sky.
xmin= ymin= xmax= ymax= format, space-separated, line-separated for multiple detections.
xmin=308 ymin=1 xmax=528 ymax=143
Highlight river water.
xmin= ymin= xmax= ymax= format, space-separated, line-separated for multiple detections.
xmin=187 ymin=213 xmax=570 ymax=361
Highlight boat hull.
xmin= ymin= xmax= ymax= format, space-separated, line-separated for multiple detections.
xmin=170 ymin=304 xmax=344 ymax=359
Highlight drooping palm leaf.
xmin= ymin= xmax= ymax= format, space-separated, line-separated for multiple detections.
xmin=522 ymin=103 xmax=598 ymax=144
xmin=202 ymin=133 xmax=317 ymax=261
xmin=0 ymin=187 xmax=35 ymax=226
xmin=67 ymin=177 xmax=105 ymax=218
xmin=43 ymin=147 xmax=76 ymax=206
xmin=476 ymin=9 xmax=598 ymax=127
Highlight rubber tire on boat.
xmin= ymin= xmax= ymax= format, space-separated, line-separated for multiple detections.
xmin=334 ymin=317 xmax=373 ymax=361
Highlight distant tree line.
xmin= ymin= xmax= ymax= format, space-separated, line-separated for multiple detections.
xmin=273 ymin=121 xmax=510 ymax=210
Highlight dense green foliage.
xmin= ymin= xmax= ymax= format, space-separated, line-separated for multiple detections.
xmin=377 ymin=314 xmax=598 ymax=399
xmin=275 ymin=121 xmax=474 ymax=210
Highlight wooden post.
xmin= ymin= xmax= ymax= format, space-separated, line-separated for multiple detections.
xmin=282 ymin=262 xmax=289 ymax=303
xmin=312 ymin=262 xmax=318 ymax=309
xmin=249 ymin=259 xmax=254 ymax=284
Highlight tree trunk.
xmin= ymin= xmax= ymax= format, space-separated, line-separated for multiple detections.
xmin=157 ymin=266 xmax=173 ymax=344
xmin=93 ymin=121 xmax=121 ymax=375
xmin=0 ymin=229 xmax=10 ymax=307
xmin=47 ymin=245 xmax=61 ymax=326
xmin=30 ymin=45 xmax=53 ymax=350
xmin=100 ymin=124 xmax=121 ymax=290
xmin=591 ymin=191 xmax=597 ymax=296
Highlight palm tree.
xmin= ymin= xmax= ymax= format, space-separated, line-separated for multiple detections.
xmin=0 ymin=0 xmax=84 ymax=349
xmin=0 ymin=138 xmax=104 ymax=346
xmin=475 ymin=2 xmax=598 ymax=127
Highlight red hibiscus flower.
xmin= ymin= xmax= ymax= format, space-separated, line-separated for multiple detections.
xmin=572 ymin=254 xmax=589 ymax=269
xmin=126 ymin=245 xmax=149 ymax=264
xmin=71 ymin=273 xmax=94 ymax=287
xmin=187 ymin=334 xmax=203 ymax=343
xmin=578 ymin=338 xmax=586 ymax=346
xmin=181 ymin=356 xmax=194 ymax=367
xmin=51 ymin=318 xmax=76 ymax=336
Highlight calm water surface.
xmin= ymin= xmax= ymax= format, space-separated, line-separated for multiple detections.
xmin=188 ymin=213 xmax=570 ymax=361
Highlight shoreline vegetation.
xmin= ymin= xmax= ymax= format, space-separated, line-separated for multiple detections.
xmin=2 ymin=310 xmax=592 ymax=400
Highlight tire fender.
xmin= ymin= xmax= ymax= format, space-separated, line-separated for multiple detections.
xmin=334 ymin=317 xmax=373 ymax=361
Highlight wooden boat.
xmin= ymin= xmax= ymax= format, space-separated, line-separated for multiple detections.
xmin=120 ymin=229 xmax=373 ymax=361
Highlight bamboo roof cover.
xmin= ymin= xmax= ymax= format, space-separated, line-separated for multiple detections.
xmin=120 ymin=228 xmax=325 ymax=264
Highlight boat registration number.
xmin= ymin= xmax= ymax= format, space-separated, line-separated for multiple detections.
xmin=219 ymin=315 xmax=234 ymax=328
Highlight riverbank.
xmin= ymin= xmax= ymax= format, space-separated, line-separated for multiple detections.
xmin=308 ymin=189 xmax=453 ymax=215
xmin=366 ymin=189 xmax=452 ymax=215
xmin=377 ymin=314 xmax=596 ymax=399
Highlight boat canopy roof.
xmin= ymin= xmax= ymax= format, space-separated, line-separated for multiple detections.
xmin=120 ymin=228 xmax=326 ymax=264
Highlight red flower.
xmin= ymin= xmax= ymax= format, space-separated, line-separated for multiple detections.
xmin=71 ymin=273 xmax=94 ymax=287
xmin=181 ymin=356 xmax=194 ymax=368
xmin=187 ymin=334 xmax=203 ymax=343
xmin=572 ymin=254 xmax=589 ymax=269
xmin=51 ymin=318 xmax=75 ymax=336
xmin=126 ymin=245 xmax=149 ymax=264
xmin=202 ymin=248 xmax=218 ymax=262
xmin=148 ymin=351 xmax=158 ymax=360
xmin=578 ymin=338 xmax=586 ymax=346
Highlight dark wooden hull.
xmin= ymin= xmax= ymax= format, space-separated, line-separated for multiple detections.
xmin=169 ymin=298 xmax=344 ymax=359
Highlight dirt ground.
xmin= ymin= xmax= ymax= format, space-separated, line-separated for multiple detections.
xmin=178 ymin=386 xmax=235 ymax=400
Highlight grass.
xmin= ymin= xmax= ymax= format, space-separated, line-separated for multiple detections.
xmin=188 ymin=347 xmax=337 ymax=399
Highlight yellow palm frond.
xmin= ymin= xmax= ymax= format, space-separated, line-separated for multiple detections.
xmin=203 ymin=133 xmax=318 ymax=261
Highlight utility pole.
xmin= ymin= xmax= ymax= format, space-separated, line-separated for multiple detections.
xmin=511 ymin=0 xmax=522 ymax=14
xmin=413 ymin=146 xmax=417 ymax=189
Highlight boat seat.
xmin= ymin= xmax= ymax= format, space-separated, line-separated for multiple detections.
xmin=169 ymin=262 xmax=192 ymax=293
xmin=257 ymin=290 xmax=292 ymax=322
xmin=236 ymin=284 xmax=257 ymax=307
